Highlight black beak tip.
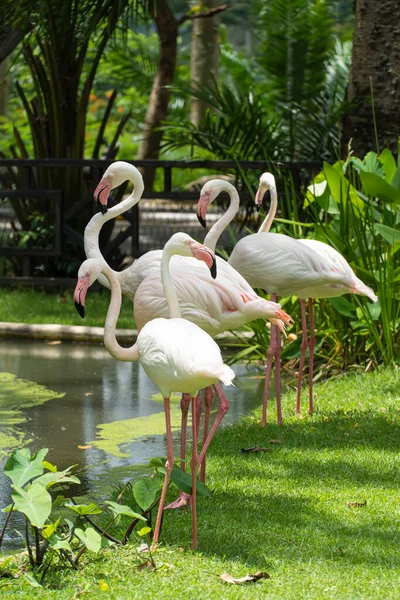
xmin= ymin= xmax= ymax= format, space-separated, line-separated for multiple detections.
xmin=96 ymin=196 xmax=108 ymax=214
xmin=256 ymin=204 xmax=261 ymax=213
xmin=210 ymin=259 xmax=217 ymax=280
xmin=75 ymin=301 xmax=85 ymax=319
xmin=197 ymin=213 xmax=207 ymax=228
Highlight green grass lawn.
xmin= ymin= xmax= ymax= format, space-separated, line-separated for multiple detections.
xmin=0 ymin=288 xmax=135 ymax=329
xmin=2 ymin=367 xmax=400 ymax=599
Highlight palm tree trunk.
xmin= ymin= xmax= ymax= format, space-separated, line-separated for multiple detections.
xmin=136 ymin=0 xmax=178 ymax=191
xmin=190 ymin=0 xmax=221 ymax=126
xmin=0 ymin=58 xmax=9 ymax=117
xmin=341 ymin=0 xmax=400 ymax=156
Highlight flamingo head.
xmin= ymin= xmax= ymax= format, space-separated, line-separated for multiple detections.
xmin=93 ymin=161 xmax=142 ymax=215
xmin=73 ymin=259 xmax=103 ymax=318
xmin=196 ymin=179 xmax=230 ymax=228
xmin=255 ymin=172 xmax=276 ymax=212
xmin=166 ymin=232 xmax=217 ymax=279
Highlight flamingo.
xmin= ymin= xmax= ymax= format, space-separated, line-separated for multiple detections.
xmin=86 ymin=164 xmax=292 ymax=500
xmin=85 ymin=161 xmax=161 ymax=298
xmin=74 ymin=232 xmax=235 ymax=549
xmin=197 ymin=174 xmax=377 ymax=424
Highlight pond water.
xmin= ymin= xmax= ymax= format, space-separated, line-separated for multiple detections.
xmin=0 ymin=339 xmax=272 ymax=550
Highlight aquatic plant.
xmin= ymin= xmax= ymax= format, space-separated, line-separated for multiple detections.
xmin=0 ymin=446 xmax=210 ymax=586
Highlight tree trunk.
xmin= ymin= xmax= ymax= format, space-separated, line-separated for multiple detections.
xmin=0 ymin=57 xmax=9 ymax=116
xmin=341 ymin=0 xmax=400 ymax=157
xmin=190 ymin=0 xmax=221 ymax=126
xmin=136 ymin=0 xmax=178 ymax=191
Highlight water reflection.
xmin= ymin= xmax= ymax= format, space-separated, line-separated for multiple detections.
xmin=0 ymin=339 xmax=269 ymax=550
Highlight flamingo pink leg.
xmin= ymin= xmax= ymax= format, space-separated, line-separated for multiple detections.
xmin=190 ymin=385 xmax=229 ymax=549
xmin=167 ymin=385 xmax=226 ymax=512
xmin=164 ymin=393 xmax=192 ymax=510
xmin=179 ymin=394 xmax=191 ymax=471
xmin=195 ymin=390 xmax=203 ymax=433
xmin=197 ymin=383 xmax=230 ymax=466
xmin=200 ymin=386 xmax=215 ymax=483
xmin=308 ymin=298 xmax=316 ymax=415
xmin=191 ymin=395 xmax=199 ymax=549
xmin=153 ymin=397 xmax=174 ymax=544
xmin=296 ymin=299 xmax=309 ymax=415
xmin=262 ymin=293 xmax=282 ymax=426
xmin=274 ymin=322 xmax=282 ymax=425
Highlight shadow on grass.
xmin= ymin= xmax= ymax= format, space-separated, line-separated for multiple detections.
xmin=159 ymin=401 xmax=400 ymax=571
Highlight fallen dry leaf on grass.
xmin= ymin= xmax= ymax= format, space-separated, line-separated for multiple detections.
xmin=268 ymin=439 xmax=284 ymax=444
xmin=137 ymin=561 xmax=155 ymax=572
xmin=220 ymin=571 xmax=270 ymax=585
xmin=78 ymin=445 xmax=92 ymax=450
xmin=347 ymin=501 xmax=367 ymax=508
xmin=241 ymin=446 xmax=272 ymax=454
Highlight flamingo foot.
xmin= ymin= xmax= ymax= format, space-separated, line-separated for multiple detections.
xmin=164 ymin=491 xmax=192 ymax=511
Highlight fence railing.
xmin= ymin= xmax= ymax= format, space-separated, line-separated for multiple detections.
xmin=0 ymin=158 xmax=321 ymax=285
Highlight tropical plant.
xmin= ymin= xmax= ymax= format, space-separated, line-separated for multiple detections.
xmin=306 ymin=145 xmax=400 ymax=366
xmin=0 ymin=1 xmax=150 ymax=276
xmin=0 ymin=446 xmax=211 ymax=585
xmin=228 ymin=144 xmax=400 ymax=373
xmin=164 ymin=0 xmax=352 ymax=167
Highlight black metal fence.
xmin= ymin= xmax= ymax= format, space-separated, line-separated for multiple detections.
xmin=0 ymin=159 xmax=321 ymax=285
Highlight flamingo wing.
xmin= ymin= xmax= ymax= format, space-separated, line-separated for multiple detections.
xmin=229 ymin=232 xmax=343 ymax=296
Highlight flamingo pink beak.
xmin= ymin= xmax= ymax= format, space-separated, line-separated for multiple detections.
xmin=189 ymin=241 xmax=217 ymax=279
xmin=255 ymin=185 xmax=265 ymax=212
xmin=73 ymin=274 xmax=90 ymax=318
xmin=94 ymin=175 xmax=113 ymax=214
xmin=196 ymin=191 xmax=211 ymax=228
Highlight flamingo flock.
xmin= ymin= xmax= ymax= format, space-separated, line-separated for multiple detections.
xmin=74 ymin=162 xmax=377 ymax=548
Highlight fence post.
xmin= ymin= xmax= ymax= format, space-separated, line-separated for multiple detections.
xmin=164 ymin=167 xmax=172 ymax=193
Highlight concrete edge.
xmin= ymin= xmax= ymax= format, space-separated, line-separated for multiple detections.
xmin=0 ymin=322 xmax=137 ymax=343
xmin=0 ymin=322 xmax=253 ymax=344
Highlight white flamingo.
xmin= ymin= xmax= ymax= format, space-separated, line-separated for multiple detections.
xmin=74 ymin=232 xmax=235 ymax=549
xmin=86 ymin=164 xmax=292 ymax=492
xmin=85 ymin=160 xmax=160 ymax=299
xmin=197 ymin=174 xmax=377 ymax=424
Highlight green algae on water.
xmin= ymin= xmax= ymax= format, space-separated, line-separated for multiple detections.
xmin=89 ymin=402 xmax=183 ymax=458
xmin=0 ymin=372 xmax=64 ymax=451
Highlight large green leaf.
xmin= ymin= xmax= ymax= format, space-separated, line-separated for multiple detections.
xmin=105 ymin=501 xmax=146 ymax=520
xmin=391 ymin=165 xmax=400 ymax=191
xmin=170 ymin=466 xmax=212 ymax=498
xmin=327 ymin=297 xmax=357 ymax=318
xmin=378 ymin=148 xmax=397 ymax=182
xmin=363 ymin=152 xmax=385 ymax=177
xmin=34 ymin=467 xmax=80 ymax=490
xmin=360 ymin=172 xmax=400 ymax=204
xmin=47 ymin=534 xmax=72 ymax=551
xmin=374 ymin=223 xmax=400 ymax=245
xmin=11 ymin=483 xmax=52 ymax=528
xmin=75 ymin=527 xmax=102 ymax=553
xmin=323 ymin=162 xmax=365 ymax=214
xmin=132 ymin=479 xmax=161 ymax=512
xmin=65 ymin=503 xmax=102 ymax=516
xmin=41 ymin=518 xmax=61 ymax=539
xmin=4 ymin=448 xmax=48 ymax=487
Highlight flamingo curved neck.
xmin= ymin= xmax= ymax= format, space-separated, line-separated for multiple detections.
xmin=101 ymin=264 xmax=139 ymax=362
xmin=204 ymin=183 xmax=240 ymax=251
xmin=161 ymin=249 xmax=181 ymax=319
xmin=258 ymin=185 xmax=278 ymax=233
xmin=84 ymin=172 xmax=145 ymax=265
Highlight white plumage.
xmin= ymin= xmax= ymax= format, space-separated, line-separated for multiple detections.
xmin=74 ymin=232 xmax=234 ymax=549
xmin=196 ymin=174 xmax=378 ymax=424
